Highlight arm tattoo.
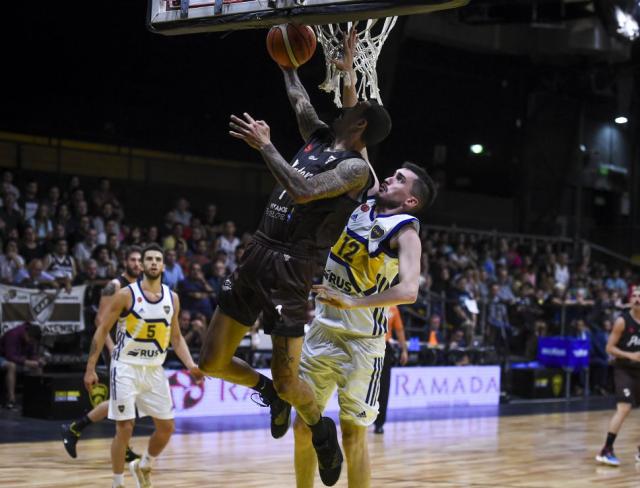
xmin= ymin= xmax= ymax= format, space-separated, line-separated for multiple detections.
xmin=283 ymin=69 xmax=327 ymax=141
xmin=260 ymin=145 xmax=368 ymax=204
xmin=101 ymin=282 xmax=117 ymax=297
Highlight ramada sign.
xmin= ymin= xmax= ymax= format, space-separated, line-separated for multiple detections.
xmin=167 ymin=366 xmax=501 ymax=418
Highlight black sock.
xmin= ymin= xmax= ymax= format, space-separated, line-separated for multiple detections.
xmin=251 ymin=374 xmax=277 ymax=403
xmin=605 ymin=432 xmax=617 ymax=449
xmin=308 ymin=417 xmax=328 ymax=444
xmin=72 ymin=415 xmax=92 ymax=433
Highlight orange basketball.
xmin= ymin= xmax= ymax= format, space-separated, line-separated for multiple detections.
xmin=266 ymin=24 xmax=317 ymax=69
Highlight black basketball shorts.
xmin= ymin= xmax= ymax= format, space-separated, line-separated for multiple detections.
xmin=217 ymin=238 xmax=316 ymax=338
xmin=614 ymin=367 xmax=640 ymax=406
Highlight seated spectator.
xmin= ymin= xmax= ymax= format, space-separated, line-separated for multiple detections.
xmin=55 ymin=204 xmax=74 ymax=237
xmin=207 ymin=259 xmax=228 ymax=302
xmin=190 ymin=239 xmax=211 ymax=268
xmin=74 ymin=258 xmax=108 ymax=286
xmin=19 ymin=226 xmax=44 ymax=263
xmin=15 ymin=258 xmax=58 ymax=288
xmin=163 ymin=249 xmax=185 ymax=290
xmin=91 ymin=178 xmax=119 ymax=212
xmin=0 ymin=240 xmax=25 ymax=284
xmin=93 ymin=202 xmax=119 ymax=242
xmin=0 ymin=323 xmax=45 ymax=378
xmin=448 ymin=329 xmax=470 ymax=366
xmin=163 ymin=223 xmax=184 ymax=251
xmin=73 ymin=228 xmax=98 ymax=272
xmin=447 ymin=275 xmax=477 ymax=344
xmin=92 ymin=245 xmax=116 ymax=279
xmin=605 ymin=269 xmax=628 ymax=297
xmin=427 ymin=314 xmax=445 ymax=346
xmin=187 ymin=226 xmax=205 ymax=253
xmin=203 ymin=203 xmax=222 ymax=239
xmin=145 ymin=225 xmax=160 ymax=245
xmin=178 ymin=309 xmax=206 ymax=351
xmin=554 ymin=252 xmax=570 ymax=288
xmin=487 ymin=283 xmax=512 ymax=355
xmin=178 ymin=262 xmax=214 ymax=319
xmin=495 ymin=266 xmax=516 ymax=304
xmin=44 ymin=238 xmax=77 ymax=284
xmin=216 ymin=221 xmax=240 ymax=268
xmin=228 ymin=244 xmax=245 ymax=274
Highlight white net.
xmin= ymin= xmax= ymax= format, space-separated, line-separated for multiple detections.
xmin=314 ymin=17 xmax=397 ymax=107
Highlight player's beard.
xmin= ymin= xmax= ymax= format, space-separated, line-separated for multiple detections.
xmin=125 ymin=265 xmax=140 ymax=280
xmin=374 ymin=193 xmax=402 ymax=211
xmin=143 ymin=269 xmax=162 ymax=282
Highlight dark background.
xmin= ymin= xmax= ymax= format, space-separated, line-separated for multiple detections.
xmin=2 ymin=0 xmax=639 ymax=254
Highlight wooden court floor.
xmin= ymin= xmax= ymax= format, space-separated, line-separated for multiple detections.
xmin=1 ymin=409 xmax=640 ymax=487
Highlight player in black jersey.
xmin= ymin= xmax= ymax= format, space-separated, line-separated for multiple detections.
xmin=596 ymin=287 xmax=640 ymax=466
xmin=199 ymin=64 xmax=391 ymax=485
xmin=61 ymin=246 xmax=142 ymax=462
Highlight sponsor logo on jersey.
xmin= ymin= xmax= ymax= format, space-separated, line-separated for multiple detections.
xmin=308 ymin=155 xmax=319 ymax=160
xmin=360 ymin=204 xmax=370 ymax=212
xmin=325 ymin=155 xmax=337 ymax=165
xmin=371 ymin=225 xmax=385 ymax=239
xmin=222 ymin=279 xmax=232 ymax=291
xmin=356 ymin=411 xmax=367 ymax=418
xmin=304 ymin=143 xmax=313 ymax=153
xmin=137 ymin=297 xmax=142 ymax=302
xmin=127 ymin=349 xmax=161 ymax=358
xmin=627 ymin=335 xmax=640 ymax=347
xmin=164 ymin=305 xmax=171 ymax=314
xmin=118 ymin=405 xmax=125 ymax=413
xmin=127 ymin=350 xmax=140 ymax=357
xmin=323 ymin=270 xmax=354 ymax=293
xmin=275 ymin=305 xmax=283 ymax=316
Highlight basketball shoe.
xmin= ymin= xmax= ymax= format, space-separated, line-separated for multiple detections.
xmin=596 ymin=447 xmax=620 ymax=467
xmin=252 ymin=392 xmax=291 ymax=439
xmin=313 ymin=417 xmax=343 ymax=486
xmin=61 ymin=424 xmax=79 ymax=458
xmin=130 ymin=458 xmax=152 ymax=488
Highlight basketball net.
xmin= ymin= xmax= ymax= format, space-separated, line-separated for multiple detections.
xmin=315 ymin=17 xmax=397 ymax=107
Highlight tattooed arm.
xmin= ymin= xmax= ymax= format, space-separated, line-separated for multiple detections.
xmin=84 ymin=288 xmax=130 ymax=391
xmin=95 ymin=278 xmax=121 ymax=353
xmin=281 ymin=67 xmax=328 ymax=141
xmin=229 ymin=113 xmax=369 ymax=204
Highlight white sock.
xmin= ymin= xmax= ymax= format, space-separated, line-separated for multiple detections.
xmin=139 ymin=451 xmax=156 ymax=470
xmin=112 ymin=473 xmax=125 ymax=487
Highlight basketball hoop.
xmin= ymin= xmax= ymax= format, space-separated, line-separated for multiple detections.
xmin=314 ymin=17 xmax=397 ymax=107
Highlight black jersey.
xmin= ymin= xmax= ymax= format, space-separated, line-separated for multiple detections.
xmin=256 ymin=129 xmax=369 ymax=264
xmin=614 ymin=310 xmax=640 ymax=369
xmin=116 ymin=274 xmax=130 ymax=289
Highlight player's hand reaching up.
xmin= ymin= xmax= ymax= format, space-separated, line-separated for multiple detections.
xmin=229 ymin=113 xmax=271 ymax=150
xmin=313 ymin=284 xmax=356 ymax=309
xmin=331 ymin=27 xmax=357 ymax=72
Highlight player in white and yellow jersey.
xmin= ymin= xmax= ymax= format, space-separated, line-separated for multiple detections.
xmin=84 ymin=243 xmax=203 ymax=488
xmin=293 ymin=161 xmax=436 ymax=488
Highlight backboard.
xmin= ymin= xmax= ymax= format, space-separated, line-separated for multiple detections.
xmin=147 ymin=0 xmax=470 ymax=36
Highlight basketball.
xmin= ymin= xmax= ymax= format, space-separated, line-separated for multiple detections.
xmin=266 ymin=24 xmax=317 ymax=69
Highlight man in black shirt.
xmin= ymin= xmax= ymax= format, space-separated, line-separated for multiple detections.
xmin=199 ymin=65 xmax=391 ymax=485
xmin=596 ymin=287 xmax=640 ymax=466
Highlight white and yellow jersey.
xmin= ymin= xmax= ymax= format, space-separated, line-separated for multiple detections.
xmin=314 ymin=199 xmax=419 ymax=337
xmin=112 ymin=281 xmax=174 ymax=366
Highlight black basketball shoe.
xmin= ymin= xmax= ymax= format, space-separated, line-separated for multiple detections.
xmin=312 ymin=417 xmax=343 ymax=486
xmin=125 ymin=446 xmax=141 ymax=463
xmin=252 ymin=393 xmax=292 ymax=439
xmin=61 ymin=423 xmax=80 ymax=458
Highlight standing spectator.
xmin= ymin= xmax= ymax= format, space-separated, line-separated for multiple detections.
xmin=216 ymin=221 xmax=240 ymax=268
xmin=73 ymin=228 xmax=98 ymax=271
xmin=487 ymin=283 xmax=512 ymax=358
xmin=29 ymin=204 xmax=54 ymax=241
xmin=44 ymin=238 xmax=77 ymax=283
xmin=0 ymin=192 xmax=23 ymax=231
xmin=15 ymin=258 xmax=58 ymax=288
xmin=173 ymin=197 xmax=192 ymax=226
xmin=427 ymin=314 xmax=445 ymax=345
xmin=19 ymin=226 xmax=44 ymax=263
xmin=21 ymin=180 xmax=39 ymax=221
xmin=2 ymin=170 xmax=20 ymax=199
xmin=43 ymin=186 xmax=61 ymax=216
xmin=374 ymin=305 xmax=408 ymax=434
xmin=178 ymin=262 xmax=214 ymax=318
xmin=555 ymin=252 xmax=571 ymax=288
xmin=162 ymin=249 xmax=185 ymax=290
xmin=0 ymin=240 xmax=25 ymax=284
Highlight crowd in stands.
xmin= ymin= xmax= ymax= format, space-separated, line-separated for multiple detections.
xmin=0 ymin=170 xmax=638 ymax=406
